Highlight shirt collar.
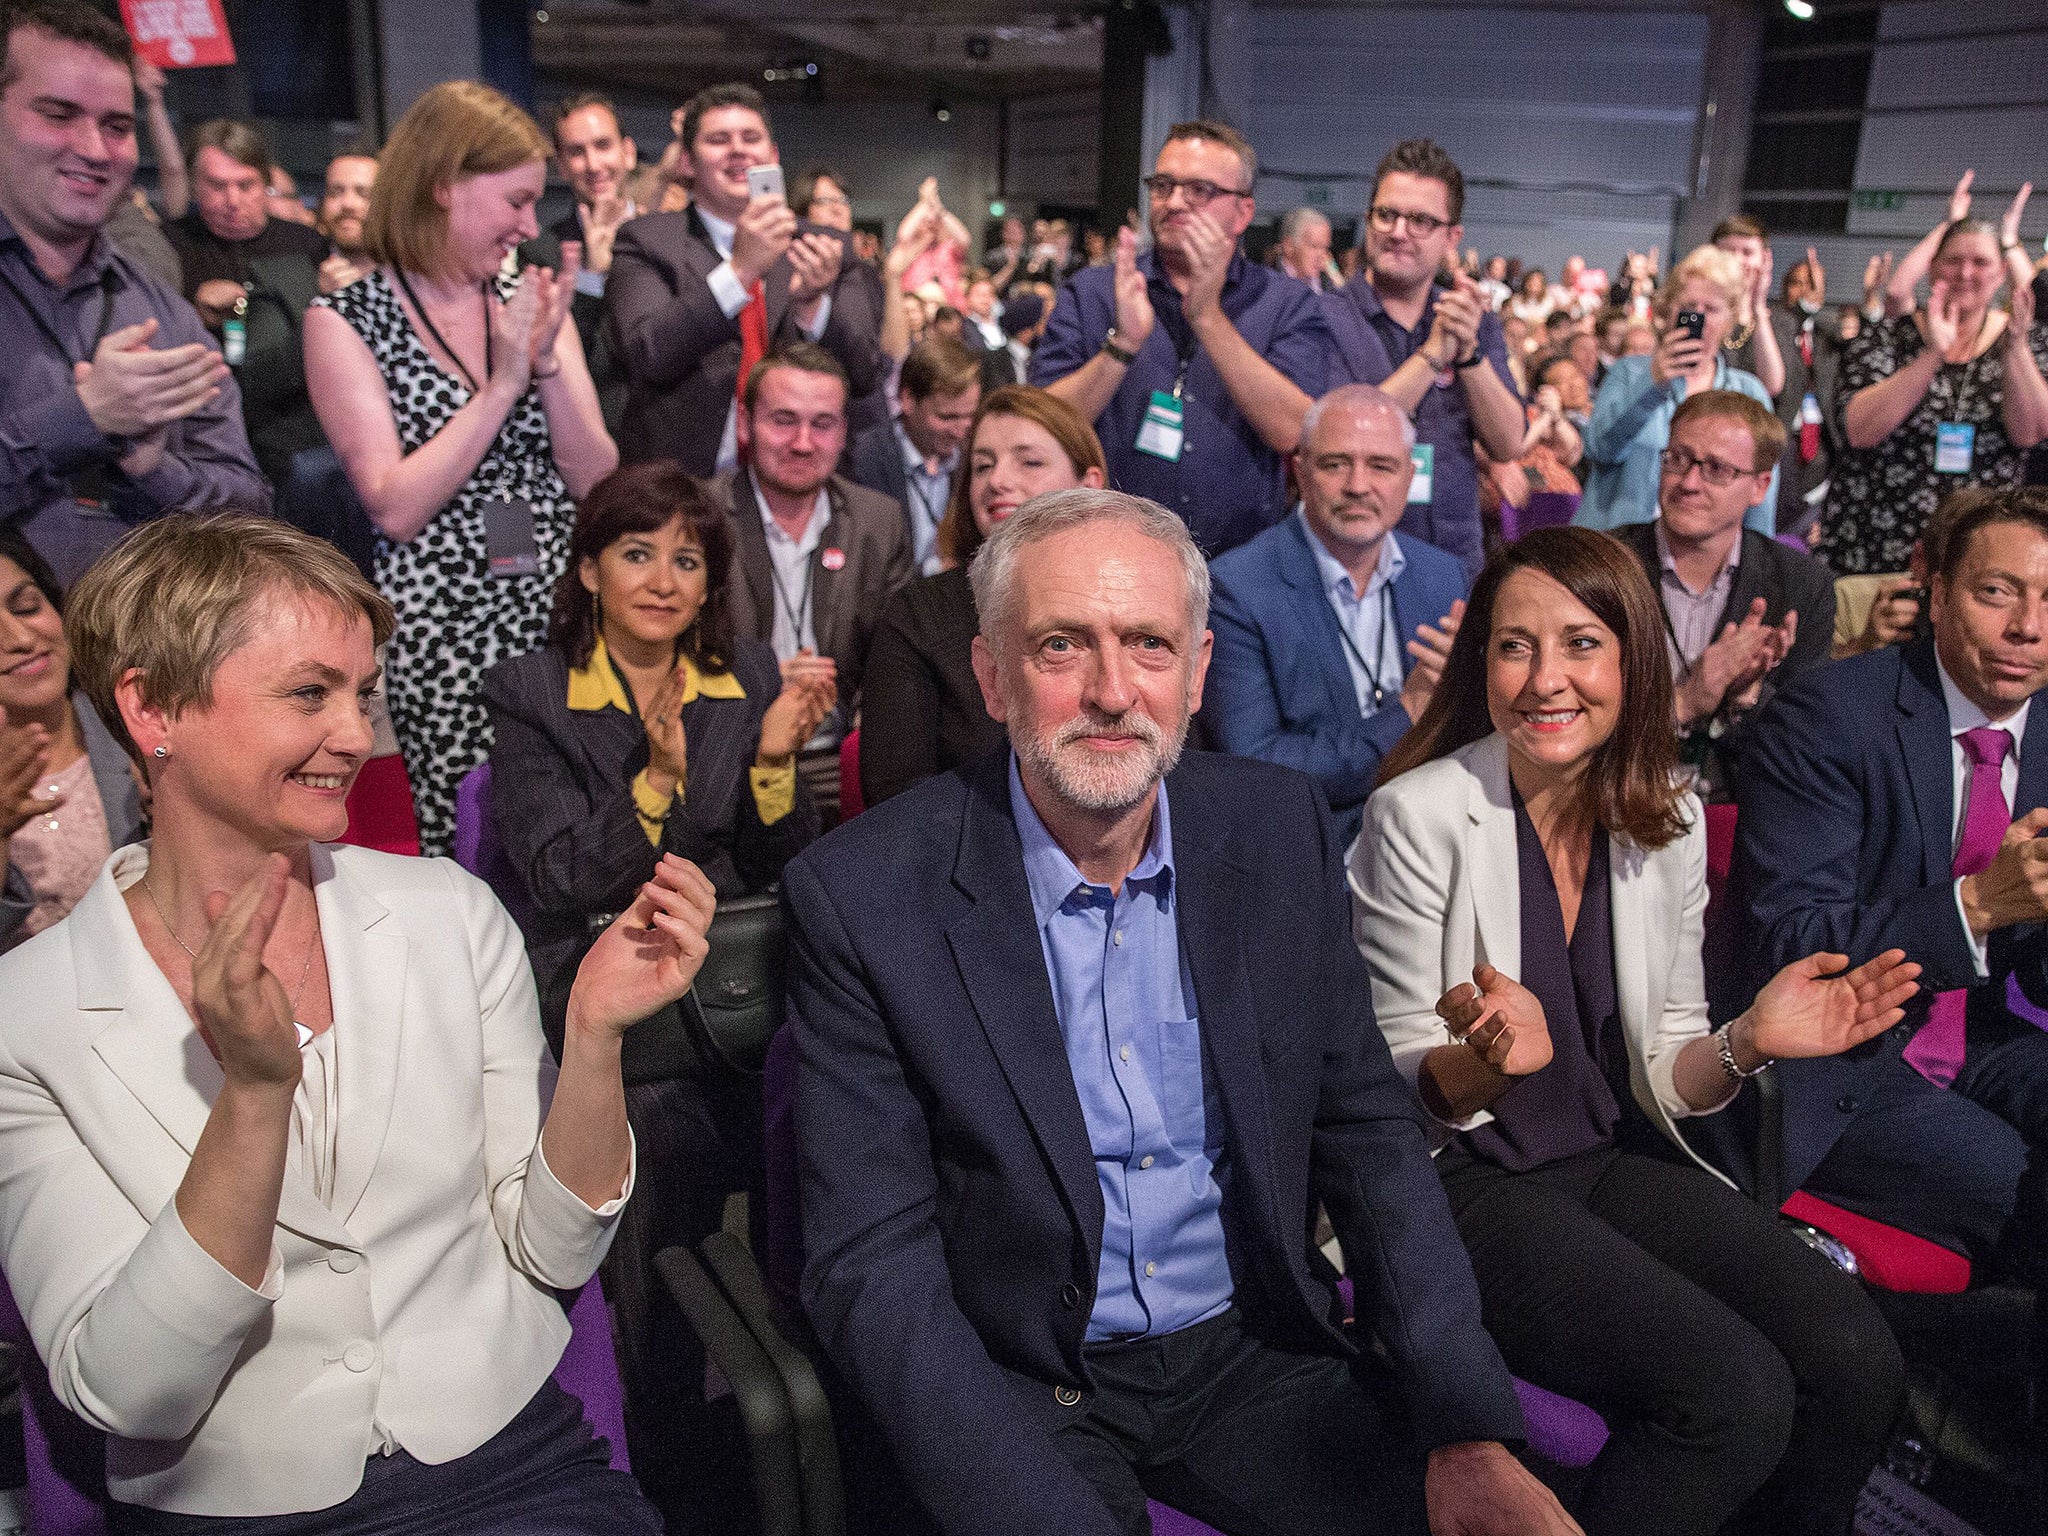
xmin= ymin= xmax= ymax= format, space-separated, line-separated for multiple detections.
xmin=0 ymin=207 xmax=116 ymax=293
xmin=753 ymin=477 xmax=831 ymax=555
xmin=1652 ymin=521 xmax=1741 ymax=595
xmin=896 ymin=418 xmax=955 ymax=479
xmin=1298 ymin=507 xmax=1403 ymax=602
xmin=565 ymin=633 xmax=744 ymax=713
xmin=1936 ymin=651 xmax=2031 ymax=751
xmin=697 ymin=206 xmax=737 ymax=259
xmin=1140 ymin=245 xmax=1246 ymax=297
xmin=1009 ymin=752 xmax=1175 ymax=928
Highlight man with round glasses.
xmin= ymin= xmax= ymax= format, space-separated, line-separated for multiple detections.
xmin=1324 ymin=139 xmax=1525 ymax=578
xmin=1031 ymin=119 xmax=1329 ymax=557
xmin=1612 ymin=389 xmax=1834 ymax=797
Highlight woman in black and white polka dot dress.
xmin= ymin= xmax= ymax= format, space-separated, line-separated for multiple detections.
xmin=306 ymin=83 xmax=617 ymax=856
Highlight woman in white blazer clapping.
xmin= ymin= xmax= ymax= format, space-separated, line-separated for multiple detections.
xmin=0 ymin=514 xmax=709 ymax=1534
xmin=1348 ymin=527 xmax=1909 ymax=1536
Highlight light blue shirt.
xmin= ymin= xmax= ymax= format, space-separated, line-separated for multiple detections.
xmin=1299 ymin=509 xmax=1407 ymax=719
xmin=1009 ymin=757 xmax=1233 ymax=1341
xmin=1574 ymin=353 xmax=1777 ymax=536
xmin=897 ymin=420 xmax=955 ymax=577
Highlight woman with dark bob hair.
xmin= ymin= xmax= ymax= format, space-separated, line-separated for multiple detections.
xmin=480 ymin=460 xmax=829 ymax=1521
xmin=1349 ymin=527 xmax=1915 ymax=1536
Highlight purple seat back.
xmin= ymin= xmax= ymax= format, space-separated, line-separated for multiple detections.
xmin=555 ymin=1278 xmax=632 ymax=1475
xmin=1147 ymin=1501 xmax=1226 ymax=1535
xmin=454 ymin=762 xmax=491 ymax=876
xmin=1519 ymin=490 xmax=1580 ymax=535
xmin=1 ymin=1276 xmax=109 ymax=1534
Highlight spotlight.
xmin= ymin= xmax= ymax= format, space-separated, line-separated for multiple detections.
xmin=1784 ymin=0 xmax=1815 ymax=18
xmin=931 ymin=97 xmax=952 ymax=123
xmin=965 ymin=35 xmax=992 ymax=61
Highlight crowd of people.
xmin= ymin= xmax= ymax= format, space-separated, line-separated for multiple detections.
xmin=2 ymin=1 xmax=2048 ymax=1533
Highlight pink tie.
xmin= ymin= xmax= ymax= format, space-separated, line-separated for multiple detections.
xmin=1904 ymin=726 xmax=2013 ymax=1087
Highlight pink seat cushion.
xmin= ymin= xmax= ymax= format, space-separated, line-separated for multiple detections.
xmin=839 ymin=729 xmax=865 ymax=820
xmin=339 ymin=753 xmax=421 ymax=857
xmin=1781 ymin=1191 xmax=1972 ymax=1294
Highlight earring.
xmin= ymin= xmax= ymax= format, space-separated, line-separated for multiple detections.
xmin=153 ymin=746 xmax=168 ymax=759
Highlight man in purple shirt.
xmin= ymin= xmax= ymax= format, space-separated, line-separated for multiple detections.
xmin=0 ymin=1 xmax=267 ymax=586
xmin=1324 ymin=140 xmax=1523 ymax=577
xmin=1031 ymin=120 xmax=1328 ymax=557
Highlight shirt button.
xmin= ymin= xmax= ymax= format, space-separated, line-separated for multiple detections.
xmin=1144 ymin=1261 xmax=1156 ymax=1278
xmin=1139 ymin=1155 xmax=1155 ymax=1169
xmin=1113 ymin=931 xmax=1124 ymax=946
xmin=1060 ymin=1283 xmax=1081 ymax=1309
xmin=1120 ymin=1045 xmax=1131 ymax=1062
xmin=341 ymin=1341 xmax=376 ymax=1373
xmin=1054 ymin=1385 xmax=1082 ymax=1407
xmin=328 ymin=1250 xmax=361 ymax=1274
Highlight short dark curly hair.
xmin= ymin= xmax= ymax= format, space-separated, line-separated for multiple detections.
xmin=1370 ymin=138 xmax=1464 ymax=225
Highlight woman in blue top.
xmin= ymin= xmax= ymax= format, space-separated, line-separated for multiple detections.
xmin=1575 ymin=246 xmax=1778 ymax=534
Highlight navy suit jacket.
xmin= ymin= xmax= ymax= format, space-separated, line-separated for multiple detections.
xmin=1735 ymin=637 xmax=2048 ymax=1189
xmin=786 ymin=748 xmax=1521 ymax=1536
xmin=1203 ymin=517 xmax=1470 ymax=849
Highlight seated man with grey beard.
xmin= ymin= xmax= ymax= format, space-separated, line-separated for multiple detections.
xmin=784 ymin=487 xmax=1579 ymax=1536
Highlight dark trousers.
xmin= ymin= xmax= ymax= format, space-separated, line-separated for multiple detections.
xmin=1050 ymin=1308 xmax=1428 ymax=1536
xmin=1804 ymin=1014 xmax=2048 ymax=1286
xmin=600 ymin=1068 xmax=765 ymax=1532
xmin=109 ymin=1380 xmax=659 ymax=1535
xmin=1438 ymin=1142 xmax=1903 ymax=1536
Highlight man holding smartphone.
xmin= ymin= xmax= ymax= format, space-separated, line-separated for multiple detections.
xmin=606 ymin=83 xmax=882 ymax=477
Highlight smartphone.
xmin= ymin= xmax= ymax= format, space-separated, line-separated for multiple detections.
xmin=746 ymin=163 xmax=786 ymax=203
xmin=1674 ymin=308 xmax=1706 ymax=342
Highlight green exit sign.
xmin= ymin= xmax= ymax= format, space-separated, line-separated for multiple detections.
xmin=1853 ymin=190 xmax=1907 ymax=211
xmin=1303 ymin=183 xmax=1333 ymax=208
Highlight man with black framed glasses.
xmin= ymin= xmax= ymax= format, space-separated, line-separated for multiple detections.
xmin=1031 ymin=119 xmax=1329 ymax=557
xmin=1612 ymin=390 xmax=1834 ymax=798
xmin=1325 ymin=139 xmax=1525 ymax=579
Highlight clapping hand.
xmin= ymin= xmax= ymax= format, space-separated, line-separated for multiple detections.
xmin=191 ymin=855 xmax=305 ymax=1092
xmin=1741 ymin=948 xmax=1921 ymax=1061
xmin=639 ymin=662 xmax=691 ymax=798
xmin=1437 ymin=963 xmax=1554 ymax=1078
xmin=1863 ymin=252 xmax=1894 ymax=312
xmin=758 ymin=670 xmax=836 ymax=765
xmin=787 ymin=229 xmax=843 ymax=305
xmin=1427 ymin=272 xmax=1486 ymax=370
xmin=73 ymin=318 xmax=227 ymax=440
xmin=1111 ymin=225 xmax=1156 ymax=349
xmin=566 ymin=854 xmax=717 ymax=1041
xmin=0 ymin=708 xmax=56 ymax=840
xmin=1949 ymin=170 xmax=1976 ymax=224
xmin=1926 ymin=279 xmax=1965 ymax=355
xmin=1175 ymin=207 xmax=1236 ymax=323
xmin=528 ymin=246 xmax=580 ymax=375
xmin=1399 ymin=599 xmax=1464 ymax=724
xmin=487 ymin=269 xmax=545 ymax=391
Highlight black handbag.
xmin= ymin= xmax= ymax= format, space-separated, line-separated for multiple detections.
xmin=600 ymin=891 xmax=786 ymax=1086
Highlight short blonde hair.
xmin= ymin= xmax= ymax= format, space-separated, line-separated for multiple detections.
xmin=1656 ymin=245 xmax=1745 ymax=320
xmin=365 ymin=80 xmax=548 ymax=280
xmin=67 ymin=514 xmax=396 ymax=770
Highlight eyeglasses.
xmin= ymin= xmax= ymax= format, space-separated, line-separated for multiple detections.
xmin=1143 ymin=174 xmax=1251 ymax=207
xmin=1367 ymin=205 xmax=1450 ymax=237
xmin=808 ymin=192 xmax=851 ymax=210
xmin=1658 ymin=448 xmax=1756 ymax=487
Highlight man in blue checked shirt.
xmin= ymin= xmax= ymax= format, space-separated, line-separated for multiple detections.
xmin=787 ymin=487 xmax=1578 ymax=1536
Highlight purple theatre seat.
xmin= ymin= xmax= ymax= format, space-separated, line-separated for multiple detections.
xmin=1333 ymin=1276 xmax=1606 ymax=1469
xmin=452 ymin=761 xmax=536 ymax=932
xmin=1 ymin=1275 xmax=108 ymax=1534
xmin=556 ymin=1279 xmax=633 ymax=1475
xmin=1147 ymin=1501 xmax=1225 ymax=1535
xmin=1518 ymin=490 xmax=1580 ymax=536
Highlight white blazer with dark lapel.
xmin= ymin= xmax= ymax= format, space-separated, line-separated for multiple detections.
xmin=0 ymin=842 xmax=630 ymax=1516
xmin=1346 ymin=732 xmax=1727 ymax=1182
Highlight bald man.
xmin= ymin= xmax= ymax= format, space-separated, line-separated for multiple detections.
xmin=1201 ymin=383 xmax=1469 ymax=846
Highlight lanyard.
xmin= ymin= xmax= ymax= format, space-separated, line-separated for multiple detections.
xmin=392 ymin=268 xmax=492 ymax=393
xmin=1332 ymin=579 xmax=1399 ymax=713
xmin=0 ymin=257 xmax=120 ymax=367
xmin=754 ymin=476 xmax=817 ymax=649
xmin=1657 ymin=587 xmax=1707 ymax=685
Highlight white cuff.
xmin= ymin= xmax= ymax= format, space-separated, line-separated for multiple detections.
xmin=1954 ymin=877 xmax=1992 ymax=977
xmin=799 ymin=292 xmax=833 ymax=340
xmin=707 ymin=259 xmax=752 ymax=320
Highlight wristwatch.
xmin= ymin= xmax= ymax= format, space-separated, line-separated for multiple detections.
xmin=1100 ymin=329 xmax=1139 ymax=366
xmin=1454 ymin=348 xmax=1487 ymax=369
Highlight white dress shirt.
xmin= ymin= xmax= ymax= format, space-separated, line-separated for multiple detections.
xmin=752 ymin=480 xmax=842 ymax=748
xmin=1937 ymin=655 xmax=2029 ymax=976
xmin=698 ymin=207 xmax=834 ymax=474
xmin=1300 ymin=510 xmax=1408 ymax=719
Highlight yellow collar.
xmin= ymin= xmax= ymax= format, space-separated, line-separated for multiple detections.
xmin=566 ymin=634 xmax=745 ymax=713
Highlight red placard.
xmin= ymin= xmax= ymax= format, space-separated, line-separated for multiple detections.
xmin=119 ymin=0 xmax=237 ymax=70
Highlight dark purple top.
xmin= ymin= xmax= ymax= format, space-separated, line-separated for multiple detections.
xmin=1323 ymin=276 xmax=1518 ymax=579
xmin=1461 ymin=793 xmax=1629 ymax=1172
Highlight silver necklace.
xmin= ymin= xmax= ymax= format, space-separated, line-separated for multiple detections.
xmin=140 ymin=872 xmax=318 ymax=1035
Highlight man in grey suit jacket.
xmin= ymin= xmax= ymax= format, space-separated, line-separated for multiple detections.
xmin=717 ymin=343 xmax=911 ymax=821
xmin=846 ymin=335 xmax=982 ymax=575
xmin=605 ymin=83 xmax=881 ymax=477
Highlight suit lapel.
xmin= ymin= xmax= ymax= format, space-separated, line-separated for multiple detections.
xmin=1713 ymin=531 xmax=1765 ymax=633
xmin=1466 ymin=737 xmax=1521 ymax=979
xmin=811 ymin=481 xmax=848 ymax=659
xmin=1897 ymin=642 xmax=1956 ymax=888
xmin=315 ymin=847 xmax=408 ymax=1228
xmin=727 ymin=470 xmax=778 ymax=644
xmin=1280 ymin=518 xmax=1369 ymax=725
xmin=944 ymin=760 xmax=1104 ymax=1254
xmin=1172 ymin=809 xmax=1281 ymax=1243
xmin=2019 ymin=692 xmax=2048 ymax=816
xmin=1608 ymin=833 xmax=1655 ymax=1064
